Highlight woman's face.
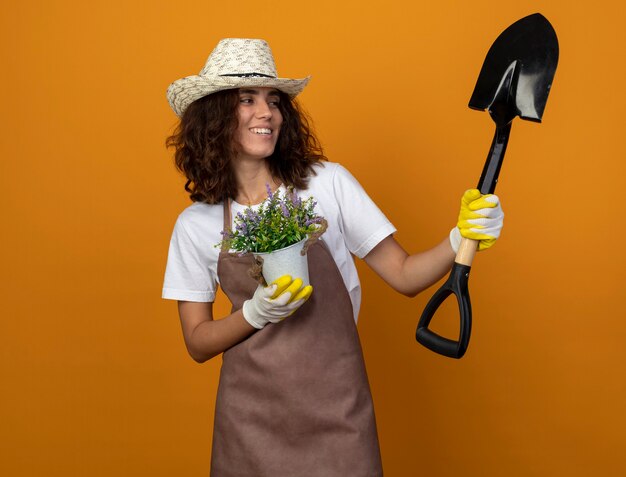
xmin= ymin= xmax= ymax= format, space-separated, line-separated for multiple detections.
xmin=233 ymin=87 xmax=283 ymax=162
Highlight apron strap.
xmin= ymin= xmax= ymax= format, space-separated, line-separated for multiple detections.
xmin=221 ymin=199 xmax=232 ymax=252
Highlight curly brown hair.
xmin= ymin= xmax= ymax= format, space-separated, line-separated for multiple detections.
xmin=166 ymin=89 xmax=326 ymax=204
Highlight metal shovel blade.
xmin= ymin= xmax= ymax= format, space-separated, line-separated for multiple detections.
xmin=468 ymin=13 xmax=559 ymax=123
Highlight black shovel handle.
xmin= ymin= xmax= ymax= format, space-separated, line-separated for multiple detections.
xmin=416 ymin=123 xmax=511 ymax=358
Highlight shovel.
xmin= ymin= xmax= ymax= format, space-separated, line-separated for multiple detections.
xmin=415 ymin=13 xmax=559 ymax=359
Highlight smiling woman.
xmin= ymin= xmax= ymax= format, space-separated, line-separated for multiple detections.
xmin=162 ymin=38 xmax=504 ymax=477
xmin=165 ymin=86 xmax=324 ymax=204
xmin=233 ymin=88 xmax=283 ymax=167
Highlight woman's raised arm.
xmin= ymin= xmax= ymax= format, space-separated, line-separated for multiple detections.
xmin=363 ymin=235 xmax=455 ymax=298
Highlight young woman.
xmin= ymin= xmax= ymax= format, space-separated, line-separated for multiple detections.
xmin=163 ymin=38 xmax=503 ymax=476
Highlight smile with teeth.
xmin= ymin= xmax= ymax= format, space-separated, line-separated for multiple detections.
xmin=250 ymin=128 xmax=272 ymax=135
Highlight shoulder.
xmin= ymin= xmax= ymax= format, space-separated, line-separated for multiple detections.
xmin=173 ymin=201 xmax=224 ymax=242
xmin=310 ymin=161 xmax=341 ymax=180
xmin=304 ymin=162 xmax=338 ymax=203
xmin=304 ymin=162 xmax=369 ymax=216
xmin=308 ymin=161 xmax=367 ymax=196
xmin=176 ymin=201 xmax=222 ymax=225
xmin=308 ymin=161 xmax=356 ymax=190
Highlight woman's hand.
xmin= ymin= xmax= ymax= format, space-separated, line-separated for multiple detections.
xmin=450 ymin=189 xmax=504 ymax=252
xmin=242 ymin=275 xmax=313 ymax=329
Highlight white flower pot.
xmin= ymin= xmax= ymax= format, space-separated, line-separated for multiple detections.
xmin=254 ymin=238 xmax=310 ymax=286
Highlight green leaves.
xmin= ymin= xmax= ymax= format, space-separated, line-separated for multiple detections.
xmin=218 ymin=187 xmax=324 ymax=254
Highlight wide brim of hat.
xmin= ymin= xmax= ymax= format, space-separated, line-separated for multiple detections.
xmin=166 ymin=75 xmax=310 ymax=117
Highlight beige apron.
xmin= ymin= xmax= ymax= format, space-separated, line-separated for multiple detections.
xmin=210 ymin=200 xmax=383 ymax=476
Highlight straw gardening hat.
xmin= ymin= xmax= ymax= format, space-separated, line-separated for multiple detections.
xmin=166 ymin=38 xmax=310 ymax=117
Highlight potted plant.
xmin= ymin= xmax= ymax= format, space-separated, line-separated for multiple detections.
xmin=219 ymin=185 xmax=326 ymax=286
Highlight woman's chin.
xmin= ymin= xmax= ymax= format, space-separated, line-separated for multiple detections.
xmin=235 ymin=149 xmax=277 ymax=162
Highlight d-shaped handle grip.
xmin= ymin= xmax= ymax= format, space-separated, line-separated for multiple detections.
xmin=416 ymin=238 xmax=477 ymax=359
xmin=416 ymin=262 xmax=472 ymax=359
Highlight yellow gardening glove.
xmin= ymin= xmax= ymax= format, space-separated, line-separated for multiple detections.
xmin=242 ymin=275 xmax=313 ymax=329
xmin=450 ymin=189 xmax=504 ymax=252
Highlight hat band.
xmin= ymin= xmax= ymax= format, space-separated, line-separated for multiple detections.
xmin=219 ymin=72 xmax=275 ymax=78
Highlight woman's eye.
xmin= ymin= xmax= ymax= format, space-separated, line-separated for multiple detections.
xmin=239 ymin=98 xmax=253 ymax=104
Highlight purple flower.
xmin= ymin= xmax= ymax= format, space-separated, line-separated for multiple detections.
xmin=245 ymin=208 xmax=261 ymax=224
xmin=280 ymin=202 xmax=290 ymax=217
xmin=236 ymin=222 xmax=248 ymax=235
xmin=290 ymin=189 xmax=302 ymax=207
xmin=265 ymin=183 xmax=273 ymax=200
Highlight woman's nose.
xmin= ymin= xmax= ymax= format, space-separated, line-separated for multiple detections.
xmin=255 ymin=101 xmax=273 ymax=119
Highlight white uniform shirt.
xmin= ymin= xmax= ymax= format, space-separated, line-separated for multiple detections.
xmin=162 ymin=162 xmax=396 ymax=321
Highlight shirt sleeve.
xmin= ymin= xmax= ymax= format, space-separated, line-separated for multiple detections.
xmin=162 ymin=215 xmax=217 ymax=302
xmin=332 ymin=164 xmax=397 ymax=258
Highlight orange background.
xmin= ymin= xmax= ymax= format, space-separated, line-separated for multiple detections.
xmin=1 ymin=0 xmax=625 ymax=475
